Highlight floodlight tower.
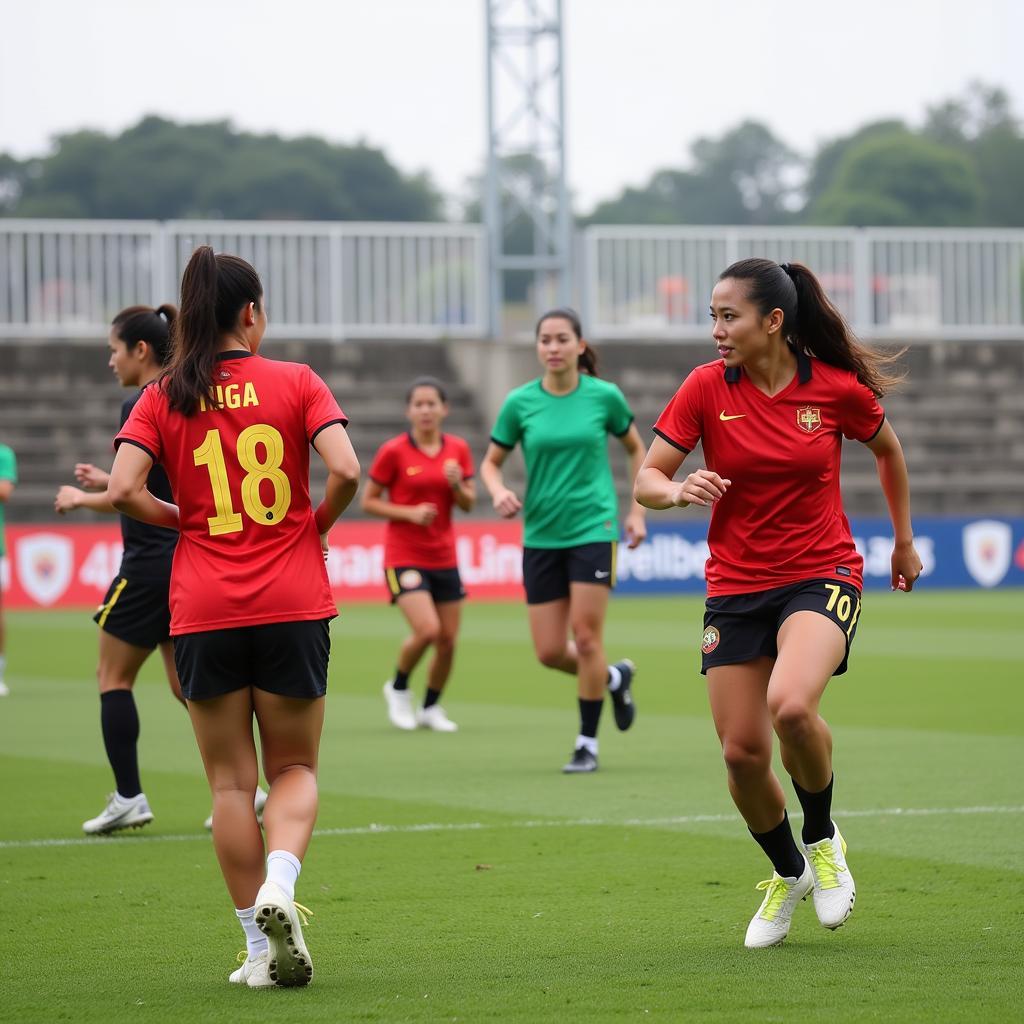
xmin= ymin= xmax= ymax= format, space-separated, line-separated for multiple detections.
xmin=484 ymin=0 xmax=571 ymax=336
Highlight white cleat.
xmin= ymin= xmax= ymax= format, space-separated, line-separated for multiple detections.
xmin=229 ymin=950 xmax=273 ymax=988
xmin=744 ymin=860 xmax=813 ymax=949
xmin=804 ymin=822 xmax=856 ymax=929
xmin=383 ymin=681 xmax=417 ymax=730
xmin=254 ymin=881 xmax=314 ymax=987
xmin=0 ymin=681 xmax=9 ymax=697
xmin=82 ymin=792 xmax=154 ymax=835
xmin=204 ymin=786 xmax=269 ymax=831
xmin=416 ymin=704 xmax=458 ymax=732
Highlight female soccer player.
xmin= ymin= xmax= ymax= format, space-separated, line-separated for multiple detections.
xmin=108 ymin=247 xmax=360 ymax=988
xmin=635 ymin=258 xmax=923 ymax=949
xmin=55 ymin=306 xmax=266 ymax=835
xmin=480 ymin=308 xmax=648 ymax=773
xmin=0 ymin=440 xmax=16 ymax=696
xmin=362 ymin=377 xmax=475 ymax=732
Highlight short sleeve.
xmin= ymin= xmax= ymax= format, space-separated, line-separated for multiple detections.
xmin=457 ymin=437 xmax=474 ymax=480
xmin=839 ymin=377 xmax=885 ymax=442
xmin=604 ymin=383 xmax=635 ymax=437
xmin=653 ymin=370 xmax=704 ymax=453
xmin=369 ymin=443 xmax=397 ymax=488
xmin=491 ymin=393 xmax=522 ymax=450
xmin=0 ymin=445 xmax=17 ymax=483
xmin=305 ymin=367 xmax=348 ymax=442
xmin=115 ymin=384 xmax=163 ymax=463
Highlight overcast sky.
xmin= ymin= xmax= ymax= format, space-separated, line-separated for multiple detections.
xmin=1 ymin=0 xmax=1021 ymax=212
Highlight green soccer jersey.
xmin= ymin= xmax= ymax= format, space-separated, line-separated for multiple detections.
xmin=491 ymin=375 xmax=635 ymax=549
xmin=0 ymin=443 xmax=17 ymax=557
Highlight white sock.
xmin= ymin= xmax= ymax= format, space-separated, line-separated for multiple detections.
xmin=235 ymin=905 xmax=268 ymax=959
xmin=607 ymin=664 xmax=622 ymax=692
xmin=576 ymin=734 xmax=598 ymax=756
xmin=266 ymin=849 xmax=302 ymax=900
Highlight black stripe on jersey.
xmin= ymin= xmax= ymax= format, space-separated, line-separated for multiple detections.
xmin=310 ymin=417 xmax=349 ymax=442
xmin=115 ymin=437 xmax=158 ymax=462
xmin=652 ymin=427 xmax=691 ymax=454
xmin=490 ymin=435 xmax=514 ymax=450
xmin=861 ymin=413 xmax=886 ymax=444
xmin=611 ymin=415 xmax=635 ymax=438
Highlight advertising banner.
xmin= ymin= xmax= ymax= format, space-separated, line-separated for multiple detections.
xmin=3 ymin=516 xmax=1023 ymax=610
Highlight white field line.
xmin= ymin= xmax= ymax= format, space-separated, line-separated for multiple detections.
xmin=1 ymin=804 xmax=1022 ymax=851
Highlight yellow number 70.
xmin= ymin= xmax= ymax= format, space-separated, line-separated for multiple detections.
xmin=823 ymin=582 xmax=861 ymax=636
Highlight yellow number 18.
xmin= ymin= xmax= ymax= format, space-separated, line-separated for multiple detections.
xmin=193 ymin=425 xmax=292 ymax=537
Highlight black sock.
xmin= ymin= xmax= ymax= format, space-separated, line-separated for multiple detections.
xmin=577 ymin=698 xmax=603 ymax=739
xmin=391 ymin=669 xmax=410 ymax=691
xmin=423 ymin=687 xmax=441 ymax=709
xmin=100 ymin=690 xmax=142 ymax=799
xmin=792 ymin=775 xmax=836 ymax=845
xmin=750 ymin=811 xmax=805 ymax=879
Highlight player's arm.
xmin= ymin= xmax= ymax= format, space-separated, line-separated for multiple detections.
xmin=864 ymin=419 xmax=922 ymax=591
xmin=634 ymin=436 xmax=730 ymax=510
xmin=617 ymin=423 xmax=648 ymax=549
xmin=108 ymin=442 xmax=180 ymax=530
xmin=361 ymin=478 xmax=437 ymax=526
xmin=74 ymin=463 xmax=111 ymax=491
xmin=312 ymin=423 xmax=360 ymax=536
xmin=443 ymin=460 xmax=476 ymax=513
xmin=55 ymin=485 xmax=117 ymax=516
xmin=0 ymin=479 xmax=13 ymax=503
xmin=479 ymin=442 xmax=521 ymax=519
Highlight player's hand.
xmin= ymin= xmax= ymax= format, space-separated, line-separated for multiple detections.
xmin=443 ymin=460 xmax=462 ymax=488
xmin=624 ymin=511 xmax=647 ymax=549
xmin=54 ymin=485 xmax=84 ymax=514
xmin=74 ymin=463 xmax=109 ymax=490
xmin=673 ymin=469 xmax=731 ymax=508
xmin=891 ymin=540 xmax=923 ymax=592
xmin=408 ymin=503 xmax=438 ymax=526
xmin=492 ymin=487 xmax=522 ymax=519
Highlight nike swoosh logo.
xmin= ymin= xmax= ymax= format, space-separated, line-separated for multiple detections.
xmin=719 ymin=411 xmax=746 ymax=421
xmin=406 ymin=466 xmax=424 ymax=475
xmin=595 ymin=570 xmax=610 ymax=579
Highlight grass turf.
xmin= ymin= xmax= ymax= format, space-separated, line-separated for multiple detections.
xmin=1 ymin=592 xmax=1022 ymax=1021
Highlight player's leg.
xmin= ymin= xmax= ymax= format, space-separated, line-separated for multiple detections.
xmin=770 ymin=608 xmax=855 ymax=929
xmin=385 ymin=589 xmax=440 ymax=730
xmin=157 ymin=639 xmax=186 ymax=707
xmin=708 ymin=659 xmax=812 ymax=947
xmin=81 ymin=629 xmax=155 ymax=834
xmin=527 ymin=597 xmax=575 ymax=673
xmin=417 ymin=597 xmax=461 ymax=731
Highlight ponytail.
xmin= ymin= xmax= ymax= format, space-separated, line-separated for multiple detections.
xmin=721 ymin=258 xmax=904 ymax=397
xmin=535 ymin=306 xmax=600 ymax=378
xmin=165 ymin=246 xmax=263 ymax=415
xmin=110 ymin=303 xmax=177 ymax=366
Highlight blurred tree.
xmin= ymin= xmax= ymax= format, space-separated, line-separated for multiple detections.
xmin=802 ymin=120 xmax=907 ymax=209
xmin=0 ymin=116 xmax=441 ymax=221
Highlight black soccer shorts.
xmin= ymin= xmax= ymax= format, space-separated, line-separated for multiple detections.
xmin=93 ymin=575 xmax=171 ymax=650
xmin=522 ymin=542 xmax=617 ymax=605
xmin=384 ymin=566 xmax=466 ymax=605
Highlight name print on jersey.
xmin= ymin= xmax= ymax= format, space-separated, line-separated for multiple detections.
xmin=198 ymin=382 xmax=260 ymax=413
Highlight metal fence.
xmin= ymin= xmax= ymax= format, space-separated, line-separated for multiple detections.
xmin=2 ymin=220 xmax=1023 ymax=341
xmin=581 ymin=226 xmax=1024 ymax=340
xmin=0 ymin=220 xmax=487 ymax=340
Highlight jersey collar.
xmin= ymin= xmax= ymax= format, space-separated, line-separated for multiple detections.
xmin=215 ymin=349 xmax=255 ymax=361
xmin=723 ymin=345 xmax=812 ymax=384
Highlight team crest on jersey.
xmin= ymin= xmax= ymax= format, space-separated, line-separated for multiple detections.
xmin=701 ymin=626 xmax=720 ymax=654
xmin=796 ymin=406 xmax=822 ymax=432
xmin=399 ymin=569 xmax=423 ymax=589
xmin=15 ymin=532 xmax=73 ymax=606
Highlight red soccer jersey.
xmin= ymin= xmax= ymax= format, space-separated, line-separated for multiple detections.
xmin=653 ymin=351 xmax=884 ymax=596
xmin=116 ymin=351 xmax=347 ymax=634
xmin=368 ymin=433 xmax=474 ymax=569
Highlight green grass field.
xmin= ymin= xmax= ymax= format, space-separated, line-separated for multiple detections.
xmin=2 ymin=592 xmax=1022 ymax=1022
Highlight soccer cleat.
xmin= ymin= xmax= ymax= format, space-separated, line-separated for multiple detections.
xmin=609 ymin=658 xmax=637 ymax=731
xmin=562 ymin=746 xmax=598 ymax=774
xmin=82 ymin=792 xmax=154 ymax=835
xmin=0 ymin=681 xmax=9 ymax=697
xmin=383 ymin=681 xmax=417 ymax=730
xmin=229 ymin=949 xmax=273 ymax=988
xmin=804 ymin=822 xmax=856 ymax=929
xmin=254 ymin=880 xmax=314 ymax=987
xmin=416 ymin=704 xmax=458 ymax=732
xmin=204 ymin=786 xmax=269 ymax=831
xmin=743 ymin=860 xmax=814 ymax=949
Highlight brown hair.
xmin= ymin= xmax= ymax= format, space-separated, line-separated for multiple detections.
xmin=719 ymin=258 xmax=905 ymax=397
xmin=164 ymin=246 xmax=263 ymax=415
xmin=111 ymin=304 xmax=177 ymax=366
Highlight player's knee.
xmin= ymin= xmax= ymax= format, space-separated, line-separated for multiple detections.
xmin=415 ymin=622 xmax=442 ymax=646
xmin=722 ymin=739 xmax=770 ymax=779
xmin=536 ymin=645 xmax=566 ymax=669
xmin=571 ymin=626 xmax=600 ymax=659
xmin=770 ymin=700 xmax=815 ymax=744
xmin=97 ymin=668 xmax=133 ymax=692
xmin=434 ymin=632 xmax=455 ymax=656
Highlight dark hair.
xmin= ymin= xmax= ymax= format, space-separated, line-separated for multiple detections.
xmin=406 ymin=375 xmax=448 ymax=403
xmin=719 ymin=258 xmax=904 ymax=397
xmin=535 ymin=307 xmax=599 ymax=377
xmin=165 ymin=246 xmax=263 ymax=415
xmin=110 ymin=304 xmax=177 ymax=366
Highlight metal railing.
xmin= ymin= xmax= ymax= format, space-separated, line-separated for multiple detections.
xmin=581 ymin=226 xmax=1024 ymax=340
xmin=0 ymin=220 xmax=487 ymax=340
xmin=2 ymin=219 xmax=1023 ymax=341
